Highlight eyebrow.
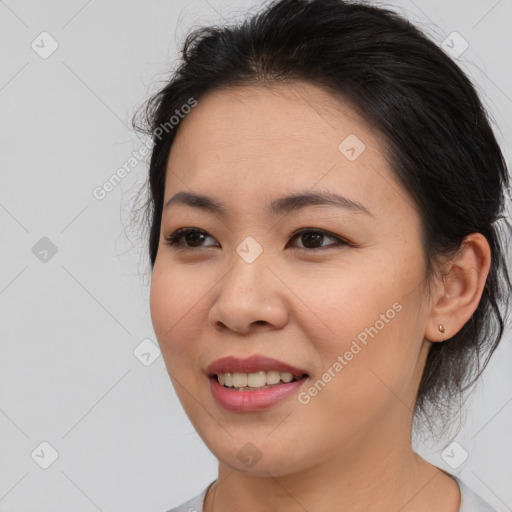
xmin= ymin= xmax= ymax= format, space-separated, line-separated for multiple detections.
xmin=164 ymin=190 xmax=373 ymax=217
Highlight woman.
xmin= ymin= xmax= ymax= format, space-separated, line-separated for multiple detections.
xmin=133 ymin=0 xmax=511 ymax=510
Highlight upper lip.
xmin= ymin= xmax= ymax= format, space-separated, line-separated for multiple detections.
xmin=206 ymin=355 xmax=308 ymax=379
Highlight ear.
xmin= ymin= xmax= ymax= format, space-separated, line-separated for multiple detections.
xmin=425 ymin=233 xmax=491 ymax=343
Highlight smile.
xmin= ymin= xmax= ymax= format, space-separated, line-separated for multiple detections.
xmin=216 ymin=370 xmax=305 ymax=391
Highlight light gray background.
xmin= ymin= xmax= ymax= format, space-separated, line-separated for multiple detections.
xmin=1 ymin=0 xmax=511 ymax=511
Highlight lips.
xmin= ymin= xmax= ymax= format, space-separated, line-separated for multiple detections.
xmin=206 ymin=355 xmax=308 ymax=379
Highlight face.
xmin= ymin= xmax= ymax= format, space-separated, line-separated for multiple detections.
xmin=150 ymin=82 xmax=434 ymax=476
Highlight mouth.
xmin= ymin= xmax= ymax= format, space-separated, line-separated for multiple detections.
xmin=208 ymin=371 xmax=309 ymax=412
xmin=213 ymin=370 xmax=308 ymax=391
xmin=206 ymin=354 xmax=309 ymax=391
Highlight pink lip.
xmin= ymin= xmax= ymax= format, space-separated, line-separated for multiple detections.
xmin=209 ymin=374 xmax=308 ymax=412
xmin=206 ymin=355 xmax=309 ymax=412
xmin=206 ymin=355 xmax=308 ymax=378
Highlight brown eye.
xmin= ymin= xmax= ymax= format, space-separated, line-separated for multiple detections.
xmin=182 ymin=231 xmax=207 ymax=247
xmin=164 ymin=227 xmax=349 ymax=252
xmin=164 ymin=228 xmax=218 ymax=249
xmin=297 ymin=231 xmax=325 ymax=249
xmin=288 ymin=229 xmax=348 ymax=250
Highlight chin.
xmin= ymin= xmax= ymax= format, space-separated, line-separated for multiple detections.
xmin=205 ymin=436 xmax=309 ymax=477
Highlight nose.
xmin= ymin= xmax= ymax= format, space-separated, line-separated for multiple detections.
xmin=208 ymin=253 xmax=290 ymax=335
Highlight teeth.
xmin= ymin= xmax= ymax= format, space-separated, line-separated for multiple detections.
xmin=247 ymin=371 xmax=266 ymax=387
xmin=232 ymin=373 xmax=247 ymax=388
xmin=281 ymin=372 xmax=294 ymax=383
xmin=216 ymin=371 xmax=303 ymax=389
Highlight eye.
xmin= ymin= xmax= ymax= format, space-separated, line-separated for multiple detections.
xmin=164 ymin=228 xmax=218 ymax=250
xmin=163 ymin=227 xmax=349 ymax=251
xmin=287 ymin=228 xmax=349 ymax=250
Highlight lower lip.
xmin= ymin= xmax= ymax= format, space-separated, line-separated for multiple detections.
xmin=209 ymin=375 xmax=308 ymax=412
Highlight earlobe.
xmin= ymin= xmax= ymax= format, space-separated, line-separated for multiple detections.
xmin=438 ymin=323 xmax=446 ymax=337
xmin=425 ymin=233 xmax=491 ymax=343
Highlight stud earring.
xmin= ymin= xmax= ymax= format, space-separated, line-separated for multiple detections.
xmin=438 ymin=324 xmax=446 ymax=334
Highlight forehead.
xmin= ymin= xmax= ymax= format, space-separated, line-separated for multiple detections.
xmin=164 ymin=82 xmax=404 ymax=216
xmin=169 ymin=82 xmax=384 ymax=173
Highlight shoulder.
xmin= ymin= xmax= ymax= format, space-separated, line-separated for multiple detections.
xmin=452 ymin=476 xmax=498 ymax=512
xmin=164 ymin=481 xmax=214 ymax=512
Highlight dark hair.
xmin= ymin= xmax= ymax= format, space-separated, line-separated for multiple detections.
xmin=133 ymin=0 xmax=511 ymax=433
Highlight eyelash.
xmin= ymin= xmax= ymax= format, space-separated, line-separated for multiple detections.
xmin=163 ymin=227 xmax=350 ymax=252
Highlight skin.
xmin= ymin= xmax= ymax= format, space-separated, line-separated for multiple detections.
xmin=150 ymin=81 xmax=491 ymax=512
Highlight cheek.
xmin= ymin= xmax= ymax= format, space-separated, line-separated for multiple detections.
xmin=298 ymin=313 xmax=417 ymax=444
xmin=298 ymin=258 xmax=424 ymax=414
xmin=294 ymin=260 xmax=394 ymax=350
xmin=149 ymin=261 xmax=206 ymax=366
